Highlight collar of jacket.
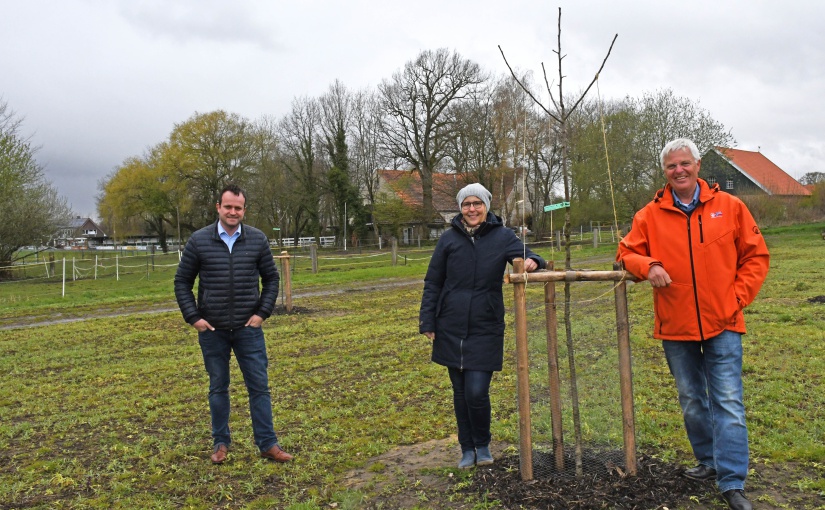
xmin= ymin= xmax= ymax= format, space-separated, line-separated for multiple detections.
xmin=210 ymin=220 xmax=246 ymax=241
xmin=652 ymin=178 xmax=720 ymax=207
xmin=450 ymin=212 xmax=503 ymax=237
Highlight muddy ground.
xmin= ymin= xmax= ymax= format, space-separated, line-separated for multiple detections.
xmin=342 ymin=438 xmax=824 ymax=509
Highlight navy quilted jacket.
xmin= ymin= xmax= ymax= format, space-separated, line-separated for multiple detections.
xmin=174 ymin=221 xmax=279 ymax=330
xmin=419 ymin=213 xmax=546 ymax=371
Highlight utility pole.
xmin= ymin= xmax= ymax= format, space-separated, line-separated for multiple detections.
xmin=176 ymin=206 xmax=182 ymax=254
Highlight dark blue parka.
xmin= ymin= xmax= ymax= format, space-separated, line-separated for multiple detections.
xmin=419 ymin=213 xmax=546 ymax=372
xmin=174 ymin=221 xmax=279 ymax=330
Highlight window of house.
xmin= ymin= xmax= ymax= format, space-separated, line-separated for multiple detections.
xmin=707 ymin=177 xmax=716 ymax=186
xmin=726 ymin=179 xmax=734 ymax=190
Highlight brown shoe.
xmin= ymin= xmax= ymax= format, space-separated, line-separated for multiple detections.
xmin=211 ymin=444 xmax=229 ymax=464
xmin=260 ymin=444 xmax=293 ymax=463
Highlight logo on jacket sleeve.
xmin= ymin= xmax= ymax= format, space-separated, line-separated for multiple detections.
xmin=710 ymin=211 xmax=723 ymax=218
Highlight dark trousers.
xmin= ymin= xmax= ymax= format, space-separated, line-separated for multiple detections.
xmin=198 ymin=327 xmax=278 ymax=452
xmin=448 ymin=367 xmax=493 ymax=452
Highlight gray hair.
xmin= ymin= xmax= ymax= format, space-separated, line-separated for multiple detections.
xmin=659 ymin=138 xmax=701 ymax=169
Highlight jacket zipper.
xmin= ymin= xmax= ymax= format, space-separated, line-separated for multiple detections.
xmin=686 ymin=214 xmax=704 ymax=340
xmin=698 ymin=214 xmax=704 ymax=243
xmin=461 ymin=232 xmax=477 ymax=370
xmin=228 ymin=240 xmax=235 ymax=329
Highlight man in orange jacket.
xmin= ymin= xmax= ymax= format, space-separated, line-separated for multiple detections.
xmin=618 ymin=138 xmax=769 ymax=510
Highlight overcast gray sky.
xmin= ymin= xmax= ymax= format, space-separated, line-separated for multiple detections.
xmin=2 ymin=0 xmax=823 ymax=218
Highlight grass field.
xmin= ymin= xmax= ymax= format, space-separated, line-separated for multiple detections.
xmin=1 ymin=225 xmax=824 ymax=509
xmin=0 ymin=246 xmax=435 ymax=327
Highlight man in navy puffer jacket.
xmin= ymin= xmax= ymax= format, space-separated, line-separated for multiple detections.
xmin=175 ymin=183 xmax=292 ymax=464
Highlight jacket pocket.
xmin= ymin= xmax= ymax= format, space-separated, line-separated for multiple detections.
xmin=654 ymin=282 xmax=699 ymax=337
xmin=435 ymin=291 xmax=447 ymax=317
xmin=702 ymin=224 xmax=735 ymax=246
xmin=487 ymin=293 xmax=505 ymax=322
xmin=199 ymin=290 xmax=211 ymax=315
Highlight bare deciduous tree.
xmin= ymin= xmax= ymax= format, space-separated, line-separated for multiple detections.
xmin=800 ymin=172 xmax=825 ymax=185
xmin=278 ymin=97 xmax=325 ymax=243
xmin=633 ymin=88 xmax=735 ymax=182
xmin=350 ymin=89 xmax=387 ymax=208
xmin=379 ymin=48 xmax=486 ymax=236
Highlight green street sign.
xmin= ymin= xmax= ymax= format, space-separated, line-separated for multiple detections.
xmin=543 ymin=201 xmax=570 ymax=212
xmin=272 ymin=227 xmax=281 ymax=231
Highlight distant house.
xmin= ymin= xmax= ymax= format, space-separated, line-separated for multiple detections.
xmin=375 ymin=169 xmax=527 ymax=241
xmin=53 ymin=217 xmax=108 ymax=249
xmin=701 ymin=147 xmax=811 ymax=197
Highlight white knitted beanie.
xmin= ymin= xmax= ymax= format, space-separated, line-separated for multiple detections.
xmin=456 ymin=183 xmax=492 ymax=211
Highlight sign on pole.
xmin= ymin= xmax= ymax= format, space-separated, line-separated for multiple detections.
xmin=543 ymin=201 xmax=570 ymax=212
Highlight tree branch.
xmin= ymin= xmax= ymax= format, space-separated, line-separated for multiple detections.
xmin=498 ymin=45 xmax=562 ymax=123
xmin=564 ymin=33 xmax=619 ymax=119
xmin=541 ymin=62 xmax=559 ymax=112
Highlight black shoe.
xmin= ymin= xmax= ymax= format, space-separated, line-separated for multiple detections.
xmin=722 ymin=489 xmax=752 ymax=510
xmin=683 ymin=464 xmax=717 ymax=481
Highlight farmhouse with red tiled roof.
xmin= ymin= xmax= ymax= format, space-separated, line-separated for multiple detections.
xmin=376 ymin=169 xmax=527 ymax=240
xmin=701 ymin=147 xmax=811 ymax=197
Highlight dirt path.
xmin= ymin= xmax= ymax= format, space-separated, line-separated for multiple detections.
xmin=0 ymin=278 xmax=422 ymax=331
xmin=2 ymin=255 xmax=619 ymax=331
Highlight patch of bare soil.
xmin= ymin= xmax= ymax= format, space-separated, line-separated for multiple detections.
xmin=343 ymin=440 xmax=825 ymax=509
xmin=341 ymin=437 xmax=470 ymax=509
xmin=807 ymin=295 xmax=825 ymax=304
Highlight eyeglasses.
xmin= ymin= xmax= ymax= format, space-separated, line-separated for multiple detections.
xmin=461 ymin=201 xmax=485 ymax=210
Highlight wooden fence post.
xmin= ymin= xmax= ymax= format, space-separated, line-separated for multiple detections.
xmin=281 ymin=251 xmax=292 ymax=312
xmin=391 ymin=238 xmax=398 ymax=266
xmin=543 ymin=261 xmax=565 ymax=472
xmin=310 ymin=243 xmax=318 ymax=274
xmin=512 ymin=258 xmax=533 ymax=480
xmin=613 ymin=262 xmax=637 ymax=475
xmin=592 ymin=228 xmax=599 ymax=248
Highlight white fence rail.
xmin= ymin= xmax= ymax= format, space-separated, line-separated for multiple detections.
xmin=276 ymin=236 xmax=336 ymax=248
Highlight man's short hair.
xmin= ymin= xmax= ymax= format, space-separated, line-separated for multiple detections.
xmin=660 ymin=138 xmax=701 ymax=169
xmin=217 ymin=183 xmax=247 ymax=205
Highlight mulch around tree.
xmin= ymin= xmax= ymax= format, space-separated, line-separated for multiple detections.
xmin=470 ymin=449 xmax=719 ymax=509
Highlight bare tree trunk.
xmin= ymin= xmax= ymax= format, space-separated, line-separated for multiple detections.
xmin=419 ymin=167 xmax=435 ymax=231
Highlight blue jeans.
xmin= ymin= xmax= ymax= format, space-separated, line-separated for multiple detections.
xmin=448 ymin=367 xmax=493 ymax=452
xmin=199 ymin=326 xmax=278 ymax=452
xmin=662 ymin=330 xmax=748 ymax=492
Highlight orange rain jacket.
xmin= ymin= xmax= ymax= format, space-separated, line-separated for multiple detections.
xmin=617 ymin=179 xmax=770 ymax=341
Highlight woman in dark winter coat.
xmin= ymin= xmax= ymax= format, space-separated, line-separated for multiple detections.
xmin=419 ymin=183 xmax=546 ymax=469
